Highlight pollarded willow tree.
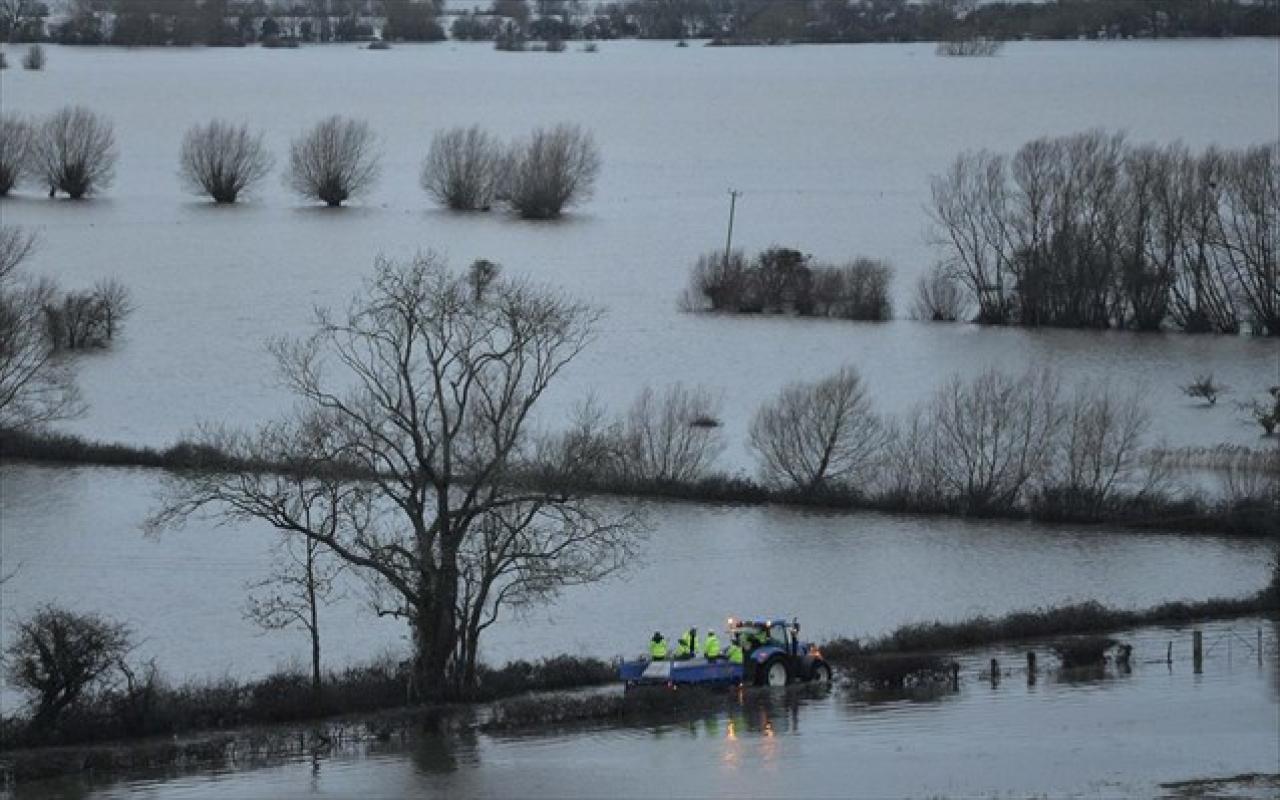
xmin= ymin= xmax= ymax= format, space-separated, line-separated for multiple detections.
xmin=179 ymin=120 xmax=275 ymax=204
xmin=148 ymin=254 xmax=642 ymax=697
xmin=285 ymin=116 xmax=380 ymax=207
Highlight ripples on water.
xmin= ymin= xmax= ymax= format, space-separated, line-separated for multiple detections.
xmin=15 ymin=619 xmax=1275 ymax=799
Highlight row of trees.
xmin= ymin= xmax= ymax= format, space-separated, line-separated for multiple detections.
xmin=10 ymin=0 xmax=1274 ymax=47
xmin=683 ymin=246 xmax=894 ymax=321
xmin=2 ymin=109 xmax=602 ymax=217
xmin=422 ymin=124 xmax=599 ymax=218
xmin=457 ymin=0 xmax=1280 ymax=44
xmin=591 ymin=366 xmax=1268 ymax=523
xmin=930 ymin=132 xmax=1279 ymax=336
xmin=16 ymin=0 xmax=447 ymax=47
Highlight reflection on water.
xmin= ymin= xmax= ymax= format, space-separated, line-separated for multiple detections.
xmin=16 ymin=619 xmax=1273 ymax=799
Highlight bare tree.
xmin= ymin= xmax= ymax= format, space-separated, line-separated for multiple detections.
xmin=42 ymin=280 xmax=132 ymax=351
xmin=0 ymin=227 xmax=83 ymax=429
xmin=1046 ymin=386 xmax=1157 ymax=515
xmin=500 ymin=124 xmax=600 ymax=219
xmin=286 ymin=116 xmax=380 ymax=207
xmin=929 ymin=149 xmax=1013 ymax=324
xmin=179 ymin=120 xmax=275 ymax=204
xmin=922 ymin=368 xmax=1064 ymax=513
xmin=34 ymin=106 xmax=117 ymax=199
xmin=421 ymin=125 xmax=503 ymax=211
xmin=749 ymin=366 xmax=887 ymax=493
xmin=91 ymin=277 xmax=133 ymax=341
xmin=149 ymin=253 xmax=642 ymax=697
xmin=617 ymin=384 xmax=724 ymax=483
xmin=911 ymin=263 xmax=968 ymax=321
xmin=0 ymin=113 xmax=33 ymax=196
xmin=680 ymin=249 xmax=751 ymax=312
xmin=1214 ymin=142 xmax=1278 ymax=336
xmin=245 ymin=529 xmax=344 ymax=701
xmin=5 ymin=606 xmax=132 ymax=734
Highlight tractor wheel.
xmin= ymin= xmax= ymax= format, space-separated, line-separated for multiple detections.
xmin=758 ymin=656 xmax=790 ymax=687
xmin=810 ymin=660 xmax=832 ymax=684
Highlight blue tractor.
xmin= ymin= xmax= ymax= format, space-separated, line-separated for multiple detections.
xmin=619 ymin=617 xmax=832 ymax=688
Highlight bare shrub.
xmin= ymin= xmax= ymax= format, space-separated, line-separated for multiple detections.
xmin=420 ymin=125 xmax=503 ymax=211
xmin=617 ymin=384 xmax=725 ymax=482
xmin=912 ymin=263 xmax=968 ymax=321
xmin=34 ymin=106 xmax=117 ymax=199
xmin=501 ymin=124 xmax=600 ymax=219
xmin=22 ymin=43 xmax=44 ymax=70
xmin=749 ymin=366 xmax=887 ymax=493
xmin=817 ymin=258 xmax=893 ymax=321
xmin=1240 ymin=387 xmax=1280 ymax=435
xmin=0 ymin=113 xmax=34 ymax=196
xmin=680 ymin=249 xmax=751 ymax=312
xmin=1182 ymin=373 xmax=1228 ymax=406
xmin=286 ymin=116 xmax=380 ymax=207
xmin=179 ymin=120 xmax=274 ymax=204
xmin=5 ymin=605 xmax=132 ymax=733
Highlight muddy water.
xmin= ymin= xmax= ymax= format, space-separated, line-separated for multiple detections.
xmin=11 ymin=618 xmax=1277 ymax=799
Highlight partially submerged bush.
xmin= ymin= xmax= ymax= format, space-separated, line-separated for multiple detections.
xmin=500 ymin=123 xmax=600 ymax=219
xmin=616 ymin=384 xmax=725 ymax=483
xmin=0 ymin=113 xmax=34 ymax=196
xmin=34 ymin=106 xmax=117 ymax=199
xmin=683 ymin=246 xmax=895 ymax=320
xmin=845 ymin=653 xmax=950 ymax=689
xmin=1183 ymin=373 xmax=1228 ymax=406
xmin=179 ymin=120 xmax=275 ymax=203
xmin=43 ymin=279 xmax=133 ymax=350
xmin=22 ymin=43 xmax=45 ymax=70
xmin=286 ymin=115 xmax=380 ymax=207
xmin=421 ymin=125 xmax=503 ymax=211
xmin=1051 ymin=636 xmax=1117 ymax=668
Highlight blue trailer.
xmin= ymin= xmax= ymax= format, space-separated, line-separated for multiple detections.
xmin=619 ymin=617 xmax=832 ymax=688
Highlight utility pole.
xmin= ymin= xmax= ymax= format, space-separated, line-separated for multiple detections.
xmin=724 ymin=189 xmax=741 ymax=267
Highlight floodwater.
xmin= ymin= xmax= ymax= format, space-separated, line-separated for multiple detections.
xmin=1 ymin=462 xmax=1275 ymax=710
xmin=12 ymin=618 xmax=1279 ymax=799
xmin=0 ymin=41 xmax=1277 ymax=467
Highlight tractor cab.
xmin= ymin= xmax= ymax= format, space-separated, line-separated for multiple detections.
xmin=728 ymin=616 xmax=831 ymax=687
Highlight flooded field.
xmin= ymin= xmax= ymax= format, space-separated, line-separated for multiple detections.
xmin=0 ymin=40 xmax=1277 ymax=465
xmin=10 ymin=618 xmax=1277 ymax=799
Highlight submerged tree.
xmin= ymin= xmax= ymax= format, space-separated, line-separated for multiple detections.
xmin=420 ymin=125 xmax=503 ymax=211
xmin=179 ymin=120 xmax=275 ymax=204
xmin=34 ymin=106 xmax=117 ymax=199
xmin=149 ymin=254 xmax=642 ymax=697
xmin=285 ymin=116 xmax=380 ymax=207
xmin=500 ymin=124 xmax=600 ymax=219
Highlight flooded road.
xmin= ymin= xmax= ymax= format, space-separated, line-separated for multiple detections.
xmin=12 ymin=618 xmax=1277 ymax=799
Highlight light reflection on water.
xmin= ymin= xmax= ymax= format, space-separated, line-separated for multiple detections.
xmin=15 ymin=619 xmax=1272 ymax=800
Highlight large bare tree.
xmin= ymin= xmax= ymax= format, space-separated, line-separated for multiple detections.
xmin=149 ymin=254 xmax=641 ymax=697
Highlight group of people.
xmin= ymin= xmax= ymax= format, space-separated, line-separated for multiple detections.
xmin=648 ymin=625 xmax=767 ymax=665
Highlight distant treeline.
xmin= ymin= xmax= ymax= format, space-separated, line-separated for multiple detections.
xmin=4 ymin=0 xmax=1276 ymax=47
